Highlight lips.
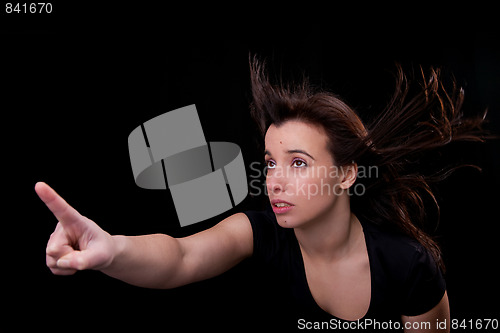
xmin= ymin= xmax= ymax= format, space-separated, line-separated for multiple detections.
xmin=271 ymin=199 xmax=294 ymax=207
xmin=271 ymin=199 xmax=294 ymax=214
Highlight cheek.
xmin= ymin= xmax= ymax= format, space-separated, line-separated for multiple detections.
xmin=295 ymin=173 xmax=341 ymax=206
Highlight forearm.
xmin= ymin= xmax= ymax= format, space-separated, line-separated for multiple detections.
xmin=101 ymin=234 xmax=185 ymax=289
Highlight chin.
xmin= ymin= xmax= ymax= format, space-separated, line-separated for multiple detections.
xmin=275 ymin=215 xmax=304 ymax=229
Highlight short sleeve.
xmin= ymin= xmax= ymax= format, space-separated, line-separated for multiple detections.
xmin=243 ymin=208 xmax=283 ymax=265
xmin=401 ymin=246 xmax=446 ymax=316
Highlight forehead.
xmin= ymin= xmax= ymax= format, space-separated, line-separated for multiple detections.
xmin=265 ymin=120 xmax=329 ymax=152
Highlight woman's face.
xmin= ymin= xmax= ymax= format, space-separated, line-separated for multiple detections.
xmin=264 ymin=120 xmax=347 ymax=228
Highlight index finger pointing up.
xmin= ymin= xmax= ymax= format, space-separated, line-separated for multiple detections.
xmin=35 ymin=182 xmax=82 ymax=227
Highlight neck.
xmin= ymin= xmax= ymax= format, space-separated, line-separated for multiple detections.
xmin=294 ymin=195 xmax=362 ymax=263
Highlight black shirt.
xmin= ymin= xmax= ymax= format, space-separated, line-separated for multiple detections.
xmin=244 ymin=207 xmax=446 ymax=327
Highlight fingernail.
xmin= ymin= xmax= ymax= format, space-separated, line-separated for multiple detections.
xmin=57 ymin=259 xmax=70 ymax=268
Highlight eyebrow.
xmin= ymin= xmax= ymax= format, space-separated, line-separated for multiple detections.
xmin=264 ymin=149 xmax=315 ymax=160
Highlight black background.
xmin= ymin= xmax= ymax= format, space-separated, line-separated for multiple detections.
xmin=2 ymin=3 xmax=499 ymax=331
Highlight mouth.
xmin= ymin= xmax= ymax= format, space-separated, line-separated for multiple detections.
xmin=270 ymin=199 xmax=294 ymax=214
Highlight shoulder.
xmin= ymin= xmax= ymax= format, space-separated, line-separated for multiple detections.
xmin=361 ymin=216 xmax=441 ymax=281
xmin=359 ymin=215 xmax=446 ymax=315
xmin=360 ymin=215 xmax=428 ymax=267
xmin=242 ymin=207 xmax=294 ymax=262
xmin=243 ymin=207 xmax=283 ymax=240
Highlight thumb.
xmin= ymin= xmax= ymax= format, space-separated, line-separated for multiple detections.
xmin=57 ymin=249 xmax=95 ymax=271
xmin=35 ymin=182 xmax=83 ymax=229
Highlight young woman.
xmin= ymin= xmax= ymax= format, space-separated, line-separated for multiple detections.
xmin=36 ymin=59 xmax=487 ymax=331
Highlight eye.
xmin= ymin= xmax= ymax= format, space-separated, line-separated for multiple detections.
xmin=266 ymin=159 xmax=276 ymax=169
xmin=292 ymin=158 xmax=307 ymax=168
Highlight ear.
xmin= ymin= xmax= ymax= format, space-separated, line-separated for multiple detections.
xmin=339 ymin=162 xmax=358 ymax=190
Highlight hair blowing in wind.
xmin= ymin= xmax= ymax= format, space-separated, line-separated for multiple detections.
xmin=249 ymin=56 xmax=490 ymax=271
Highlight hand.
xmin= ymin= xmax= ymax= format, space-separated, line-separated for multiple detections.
xmin=35 ymin=182 xmax=116 ymax=275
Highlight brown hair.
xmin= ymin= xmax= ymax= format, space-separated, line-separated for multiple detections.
xmin=249 ymin=56 xmax=489 ymax=271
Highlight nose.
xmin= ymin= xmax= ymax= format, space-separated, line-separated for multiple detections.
xmin=266 ymin=167 xmax=289 ymax=196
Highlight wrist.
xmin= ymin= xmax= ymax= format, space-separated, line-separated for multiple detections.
xmin=101 ymin=235 xmax=128 ymax=273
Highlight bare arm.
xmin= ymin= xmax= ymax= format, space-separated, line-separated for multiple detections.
xmin=402 ymin=291 xmax=450 ymax=333
xmin=103 ymin=214 xmax=253 ymax=288
xmin=36 ymin=182 xmax=254 ymax=289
